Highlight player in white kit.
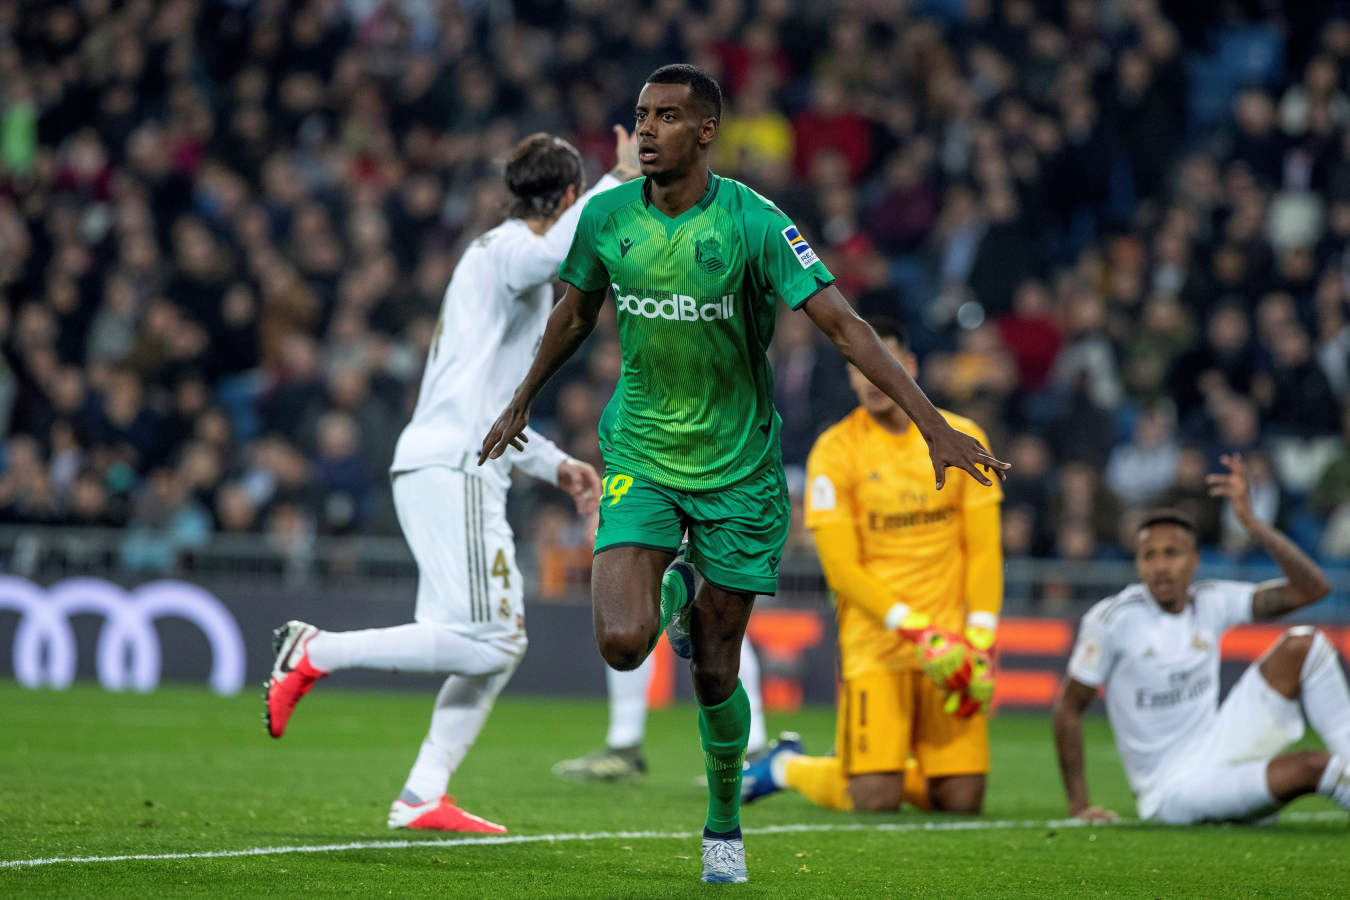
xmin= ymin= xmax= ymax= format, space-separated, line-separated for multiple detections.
xmin=1054 ymin=454 xmax=1350 ymax=825
xmin=263 ymin=128 xmax=639 ymax=832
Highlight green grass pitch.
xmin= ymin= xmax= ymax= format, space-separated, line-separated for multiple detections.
xmin=2 ymin=683 xmax=1347 ymax=897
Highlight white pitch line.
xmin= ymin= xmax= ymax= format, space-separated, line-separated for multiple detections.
xmin=2 ymin=811 xmax=1343 ymax=870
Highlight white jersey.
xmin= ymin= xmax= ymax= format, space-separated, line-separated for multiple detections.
xmin=1066 ymin=580 xmax=1255 ymax=797
xmin=391 ymin=174 xmax=621 ymax=489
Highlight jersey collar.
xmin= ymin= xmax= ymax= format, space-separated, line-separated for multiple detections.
xmin=641 ymin=172 xmax=720 ymax=231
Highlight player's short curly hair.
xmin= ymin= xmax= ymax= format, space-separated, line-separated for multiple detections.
xmin=646 ymin=63 xmax=722 ymax=122
xmin=504 ymin=133 xmax=584 ymax=219
xmin=1139 ymin=508 xmax=1196 ymax=534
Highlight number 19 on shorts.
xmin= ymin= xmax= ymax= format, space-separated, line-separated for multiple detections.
xmin=601 ymin=474 xmax=633 ymax=507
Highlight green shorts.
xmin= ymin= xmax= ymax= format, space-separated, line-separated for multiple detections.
xmin=593 ymin=463 xmax=790 ymax=596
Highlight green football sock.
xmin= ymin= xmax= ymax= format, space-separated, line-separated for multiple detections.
xmin=699 ymin=680 xmax=751 ymax=834
xmin=647 ymin=565 xmax=689 ymax=655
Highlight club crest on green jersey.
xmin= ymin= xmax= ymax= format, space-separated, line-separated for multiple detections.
xmin=694 ymin=236 xmax=725 ymax=274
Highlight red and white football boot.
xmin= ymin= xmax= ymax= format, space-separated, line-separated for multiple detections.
xmin=387 ymin=795 xmax=508 ymax=833
xmin=264 ymin=620 xmax=327 ymax=738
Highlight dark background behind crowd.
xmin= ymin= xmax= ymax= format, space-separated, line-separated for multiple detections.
xmin=3 ymin=0 xmax=1350 ymax=581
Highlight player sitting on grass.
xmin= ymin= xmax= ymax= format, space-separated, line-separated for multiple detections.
xmin=263 ymin=128 xmax=638 ymax=833
xmin=1055 ymin=455 xmax=1350 ymax=824
xmin=480 ymin=64 xmax=1007 ymax=884
xmin=742 ymin=318 xmax=1003 ymax=814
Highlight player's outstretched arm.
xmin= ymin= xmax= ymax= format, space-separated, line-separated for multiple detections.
xmin=1052 ymin=677 xmax=1117 ymax=822
xmin=479 ymin=284 xmax=606 ymax=464
xmin=1207 ymin=453 xmax=1331 ymax=620
xmin=801 ymin=287 xmax=1010 ymax=488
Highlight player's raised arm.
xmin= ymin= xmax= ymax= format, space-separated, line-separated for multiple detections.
xmin=1206 ymin=453 xmax=1331 ymax=619
xmin=478 ymin=283 xmax=607 ymax=464
xmin=1052 ymin=676 xmax=1118 ymax=822
xmin=802 ymin=288 xmax=1010 ymax=489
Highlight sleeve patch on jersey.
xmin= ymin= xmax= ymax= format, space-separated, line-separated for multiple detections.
xmin=782 ymin=225 xmax=820 ymax=269
xmin=810 ymin=474 xmax=836 ymax=511
xmin=1072 ymin=640 xmax=1099 ymax=668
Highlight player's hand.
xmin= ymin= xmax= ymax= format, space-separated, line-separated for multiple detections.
xmin=1206 ymin=453 xmax=1254 ymax=523
xmin=944 ymin=649 xmax=994 ymax=718
xmin=913 ymin=627 xmax=973 ymax=693
xmin=558 ymin=459 xmax=602 ymax=516
xmin=1072 ymin=805 xmax=1120 ymax=824
xmin=611 ymin=125 xmax=640 ymax=180
xmin=478 ymin=395 xmax=531 ymax=465
xmin=924 ymin=421 xmax=1009 ymax=490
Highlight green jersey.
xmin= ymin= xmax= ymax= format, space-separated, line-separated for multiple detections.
xmin=558 ymin=173 xmax=835 ymax=491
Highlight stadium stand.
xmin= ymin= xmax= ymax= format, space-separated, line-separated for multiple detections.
xmin=1 ymin=0 xmax=1349 ymax=583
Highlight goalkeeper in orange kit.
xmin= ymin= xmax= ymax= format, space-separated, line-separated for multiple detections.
xmin=742 ymin=317 xmax=1003 ymax=813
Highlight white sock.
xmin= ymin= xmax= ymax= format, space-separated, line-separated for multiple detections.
xmin=400 ymin=662 xmax=518 ymax=804
xmin=769 ymin=747 xmax=801 ymax=789
xmin=740 ymin=638 xmax=767 ymax=755
xmin=1316 ymin=754 xmax=1350 ymax=809
xmin=307 ymin=623 xmax=514 ymax=676
xmin=605 ymin=656 xmax=653 ymax=749
xmin=1300 ymin=631 xmax=1350 ymax=757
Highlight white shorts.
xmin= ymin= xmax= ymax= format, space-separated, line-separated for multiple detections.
xmin=1141 ymin=665 xmax=1306 ymax=824
xmin=392 ymin=466 xmax=524 ymax=645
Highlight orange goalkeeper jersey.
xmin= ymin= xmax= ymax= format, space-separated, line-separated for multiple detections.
xmin=804 ymin=407 xmax=1003 ymax=680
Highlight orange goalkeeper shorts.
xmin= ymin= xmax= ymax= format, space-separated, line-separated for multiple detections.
xmin=835 ymin=669 xmax=989 ymax=778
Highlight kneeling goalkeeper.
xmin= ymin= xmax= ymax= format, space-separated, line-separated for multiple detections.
xmin=743 ymin=318 xmax=1003 ymax=813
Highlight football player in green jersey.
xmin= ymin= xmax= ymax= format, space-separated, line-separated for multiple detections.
xmin=481 ymin=63 xmax=1009 ymax=884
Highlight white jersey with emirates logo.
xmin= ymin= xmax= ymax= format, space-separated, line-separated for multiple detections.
xmin=1066 ymin=579 xmax=1255 ymax=797
xmin=391 ymin=174 xmax=621 ymax=489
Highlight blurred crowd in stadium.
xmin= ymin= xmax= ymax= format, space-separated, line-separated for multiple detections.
xmin=2 ymin=0 xmax=1350 ymax=578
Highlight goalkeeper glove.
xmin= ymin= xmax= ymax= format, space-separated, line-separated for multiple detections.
xmin=964 ymin=625 xmax=995 ymax=652
xmin=885 ymin=604 xmax=975 ymax=692
xmin=915 ymin=627 xmax=973 ymax=693
xmin=944 ymin=649 xmax=994 ymax=718
xmin=947 ymin=614 xmax=997 ymax=717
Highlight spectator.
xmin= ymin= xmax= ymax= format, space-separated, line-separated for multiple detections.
xmin=1169 ymin=303 xmax=1258 ymax=429
xmin=715 ymin=75 xmax=793 ymax=179
xmin=1158 ymin=445 xmax=1224 ymax=547
xmin=1253 ymin=322 xmax=1342 ymax=436
xmin=967 ymin=185 xmax=1039 ymax=317
xmin=1114 ymin=45 xmax=1183 ymax=201
xmin=864 ymin=145 xmax=940 ymax=255
xmin=215 ymin=481 xmax=260 ymax=534
xmin=1047 ymin=462 xmax=1123 ymax=550
xmin=84 ymin=368 xmax=160 ymax=472
xmin=1050 ymin=282 xmax=1122 ymax=412
xmin=791 ymin=76 xmax=871 ymax=181
xmin=1230 ymin=88 xmax=1284 ymax=186
xmin=118 ymin=465 xmax=212 ymax=573
xmin=0 ymin=435 xmax=57 ymax=524
xmin=1106 ymin=405 xmax=1181 ymax=507
xmin=67 ymin=468 xmax=122 ymax=528
xmin=312 ymin=410 xmax=369 ymax=535
xmin=996 ymin=279 xmax=1062 ymax=394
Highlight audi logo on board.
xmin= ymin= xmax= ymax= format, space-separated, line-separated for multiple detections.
xmin=0 ymin=577 xmax=245 ymax=694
